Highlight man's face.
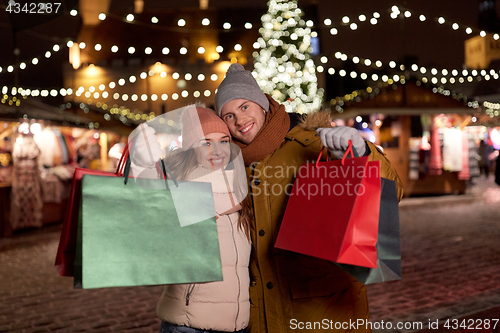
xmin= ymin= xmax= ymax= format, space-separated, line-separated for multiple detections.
xmin=220 ymin=99 xmax=266 ymax=144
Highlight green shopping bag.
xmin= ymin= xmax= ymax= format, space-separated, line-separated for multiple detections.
xmin=74 ymin=172 xmax=222 ymax=289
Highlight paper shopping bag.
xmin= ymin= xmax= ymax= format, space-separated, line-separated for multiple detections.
xmin=54 ymin=168 xmax=117 ymax=277
xmin=55 ymin=141 xmax=135 ymax=277
xmin=275 ymin=145 xmax=381 ymax=268
xmin=74 ymin=174 xmax=222 ymax=289
xmin=337 ymin=178 xmax=402 ymax=284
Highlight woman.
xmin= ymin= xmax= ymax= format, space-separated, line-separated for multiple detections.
xmin=156 ymin=106 xmax=251 ymax=333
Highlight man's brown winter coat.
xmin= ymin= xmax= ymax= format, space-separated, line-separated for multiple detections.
xmin=245 ymin=110 xmax=403 ymax=333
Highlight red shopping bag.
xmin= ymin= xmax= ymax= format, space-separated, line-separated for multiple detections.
xmin=54 ymin=143 xmax=132 ymax=276
xmin=55 ymin=171 xmax=120 ymax=276
xmin=275 ymin=141 xmax=381 ymax=268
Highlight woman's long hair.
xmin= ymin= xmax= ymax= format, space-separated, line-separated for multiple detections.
xmin=163 ymin=144 xmax=252 ymax=241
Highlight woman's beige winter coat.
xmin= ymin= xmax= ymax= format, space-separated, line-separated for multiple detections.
xmin=156 ymin=168 xmax=251 ymax=331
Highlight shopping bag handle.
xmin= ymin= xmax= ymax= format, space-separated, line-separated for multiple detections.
xmin=123 ymin=137 xmax=137 ymax=184
xmin=341 ymin=140 xmax=359 ymax=166
xmin=116 ymin=138 xmax=134 ymax=176
xmin=315 ymin=140 xmax=359 ymax=168
xmin=315 ymin=145 xmax=330 ymax=168
xmin=159 ymin=158 xmax=178 ymax=187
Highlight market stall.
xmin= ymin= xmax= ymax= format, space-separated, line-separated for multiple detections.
xmin=334 ymin=81 xmax=490 ymax=197
xmin=0 ymin=98 xmax=132 ymax=237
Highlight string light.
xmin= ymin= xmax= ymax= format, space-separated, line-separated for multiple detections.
xmin=318 ymin=5 xmax=486 ymax=41
xmin=323 ymin=47 xmax=500 ymax=86
xmin=2 ymin=20 xmax=484 ymax=82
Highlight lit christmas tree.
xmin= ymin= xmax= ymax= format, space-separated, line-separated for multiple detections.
xmin=252 ymin=0 xmax=324 ymax=113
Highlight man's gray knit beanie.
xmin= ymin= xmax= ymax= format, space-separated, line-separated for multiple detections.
xmin=214 ymin=63 xmax=270 ymax=116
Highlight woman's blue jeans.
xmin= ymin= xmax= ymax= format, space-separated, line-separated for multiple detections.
xmin=160 ymin=321 xmax=245 ymax=333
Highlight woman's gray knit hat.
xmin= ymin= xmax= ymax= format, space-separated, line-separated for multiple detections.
xmin=214 ymin=63 xmax=270 ymax=116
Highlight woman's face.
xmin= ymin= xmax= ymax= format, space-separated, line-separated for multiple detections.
xmin=193 ymin=132 xmax=231 ymax=170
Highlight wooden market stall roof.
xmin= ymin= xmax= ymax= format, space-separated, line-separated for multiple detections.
xmin=338 ymin=81 xmax=474 ymax=117
xmin=0 ymin=97 xmax=137 ymax=136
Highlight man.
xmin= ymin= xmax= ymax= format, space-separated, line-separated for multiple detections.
xmin=213 ymin=63 xmax=403 ymax=333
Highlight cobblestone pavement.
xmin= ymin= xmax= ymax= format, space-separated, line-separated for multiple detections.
xmin=367 ymin=176 xmax=500 ymax=333
xmin=0 ymin=176 xmax=499 ymax=333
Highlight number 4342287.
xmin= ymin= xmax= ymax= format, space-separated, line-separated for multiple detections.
xmin=444 ymin=318 xmax=498 ymax=330
xmin=6 ymin=2 xmax=62 ymax=14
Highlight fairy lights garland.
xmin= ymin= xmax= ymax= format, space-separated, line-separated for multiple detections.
xmin=1 ymin=5 xmax=497 ymax=79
